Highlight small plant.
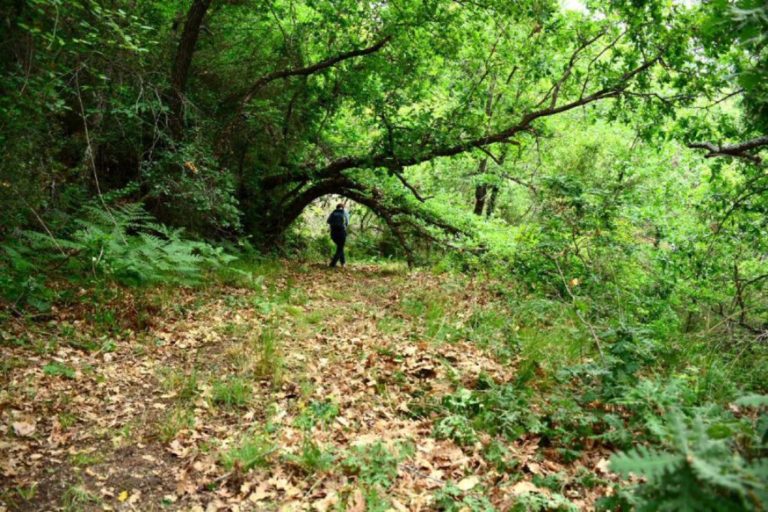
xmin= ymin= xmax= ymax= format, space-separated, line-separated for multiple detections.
xmin=433 ymin=483 xmax=496 ymax=512
xmin=220 ymin=432 xmax=274 ymax=471
xmin=342 ymin=441 xmax=413 ymax=489
xmin=0 ymin=484 xmax=37 ymax=507
xmin=61 ymin=484 xmax=99 ymax=511
xmin=509 ymin=490 xmax=579 ymax=512
xmin=434 ymin=414 xmax=478 ymax=445
xmin=483 ymin=439 xmax=518 ymax=472
xmin=285 ymin=438 xmax=335 ymax=474
xmin=294 ymin=399 xmax=340 ymax=431
xmin=433 ymin=384 xmax=541 ymax=444
xmin=160 ymin=368 xmax=198 ymax=402
xmin=43 ymin=362 xmax=76 ymax=379
xmin=70 ymin=450 xmax=104 ymax=467
xmin=252 ymin=327 xmax=282 ymax=385
xmin=59 ymin=412 xmax=78 ymax=429
xmin=157 ymin=406 xmax=195 ymax=443
xmin=211 ymin=376 xmax=251 ymax=408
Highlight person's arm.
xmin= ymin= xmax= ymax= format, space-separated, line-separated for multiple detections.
xmin=327 ymin=213 xmax=333 ymax=225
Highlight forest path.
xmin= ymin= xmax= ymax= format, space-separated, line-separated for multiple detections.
xmin=1 ymin=262 xmax=604 ymax=511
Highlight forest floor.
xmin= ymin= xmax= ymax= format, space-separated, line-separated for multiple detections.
xmin=1 ymin=262 xmax=617 ymax=511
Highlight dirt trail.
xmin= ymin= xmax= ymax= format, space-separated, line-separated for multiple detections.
xmin=1 ymin=263 xmax=603 ymax=511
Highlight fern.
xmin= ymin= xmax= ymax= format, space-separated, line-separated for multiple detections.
xmin=735 ymin=395 xmax=768 ymax=408
xmin=611 ymin=445 xmax=683 ymax=481
xmin=611 ymin=409 xmax=768 ymax=511
xmin=0 ymin=201 xmax=237 ymax=309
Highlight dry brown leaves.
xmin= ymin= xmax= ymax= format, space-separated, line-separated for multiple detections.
xmin=0 ymin=262 xmax=617 ymax=511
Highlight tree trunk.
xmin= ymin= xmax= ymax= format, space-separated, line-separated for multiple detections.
xmin=486 ymin=185 xmax=499 ymax=217
xmin=169 ymin=0 xmax=213 ymax=140
xmin=473 ymin=158 xmax=489 ymax=215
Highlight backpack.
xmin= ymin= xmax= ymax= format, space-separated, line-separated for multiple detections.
xmin=328 ymin=209 xmax=346 ymax=228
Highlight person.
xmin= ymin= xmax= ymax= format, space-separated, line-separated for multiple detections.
xmin=327 ymin=203 xmax=349 ymax=267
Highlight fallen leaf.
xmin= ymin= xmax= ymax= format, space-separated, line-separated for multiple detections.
xmin=511 ymin=481 xmax=541 ymax=496
xmin=595 ymin=457 xmax=612 ymax=474
xmin=117 ymin=490 xmax=129 ymax=502
xmin=12 ymin=421 xmax=36 ymax=437
xmin=456 ymin=475 xmax=480 ymax=491
xmin=347 ymin=489 xmax=365 ymax=512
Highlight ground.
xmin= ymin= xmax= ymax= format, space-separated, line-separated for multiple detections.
xmin=0 ymin=262 xmax=617 ymax=511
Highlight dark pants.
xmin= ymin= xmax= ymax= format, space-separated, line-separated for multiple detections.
xmin=330 ymin=230 xmax=346 ymax=267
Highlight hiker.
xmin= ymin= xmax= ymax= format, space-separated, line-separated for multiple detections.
xmin=327 ymin=203 xmax=350 ymax=267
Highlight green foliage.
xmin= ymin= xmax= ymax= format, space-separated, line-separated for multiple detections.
xmin=510 ymin=491 xmax=579 ymax=512
xmin=220 ymin=432 xmax=274 ymax=471
xmin=433 ymin=483 xmax=497 ymax=512
xmin=294 ymin=400 xmax=340 ymax=431
xmin=433 ymin=382 xmax=542 ymax=445
xmin=342 ymin=441 xmax=413 ymax=489
xmin=611 ymin=410 xmax=768 ymax=511
xmin=1 ymin=202 xmax=236 ymax=310
xmin=2 ymin=0 xmax=768 ymax=507
xmin=211 ymin=376 xmax=252 ymax=408
xmin=285 ymin=439 xmax=335 ymax=475
xmin=43 ymin=362 xmax=76 ymax=379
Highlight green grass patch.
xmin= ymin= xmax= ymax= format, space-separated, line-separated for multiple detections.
xmin=220 ymin=432 xmax=274 ymax=471
xmin=43 ymin=362 xmax=76 ymax=379
xmin=211 ymin=376 xmax=252 ymax=408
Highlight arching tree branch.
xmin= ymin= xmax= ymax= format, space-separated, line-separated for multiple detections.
xmin=262 ymin=54 xmax=661 ymax=189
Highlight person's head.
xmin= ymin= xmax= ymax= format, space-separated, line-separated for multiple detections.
xmin=336 ymin=203 xmax=344 ymax=210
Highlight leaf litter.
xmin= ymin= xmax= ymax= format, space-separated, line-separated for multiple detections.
xmin=0 ymin=262 xmax=619 ymax=510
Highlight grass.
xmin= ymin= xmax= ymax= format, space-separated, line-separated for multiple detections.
xmin=0 ymin=356 xmax=27 ymax=376
xmin=401 ymin=292 xmax=462 ymax=343
xmin=211 ymin=376 xmax=252 ymax=408
xmin=157 ymin=406 xmax=195 ymax=443
xmin=253 ymin=327 xmax=282 ymax=385
xmin=59 ymin=411 xmax=78 ymax=428
xmin=285 ymin=439 xmax=335 ymax=475
xmin=159 ymin=367 xmax=199 ymax=402
xmin=43 ymin=362 xmax=76 ymax=379
xmin=220 ymin=432 xmax=274 ymax=471
xmin=61 ymin=484 xmax=99 ymax=511
xmin=70 ymin=450 xmax=104 ymax=467
xmin=0 ymin=484 xmax=38 ymax=507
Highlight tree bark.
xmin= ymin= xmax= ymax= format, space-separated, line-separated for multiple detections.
xmin=689 ymin=135 xmax=768 ymax=164
xmin=473 ymin=159 xmax=490 ymax=215
xmin=486 ymin=185 xmax=499 ymax=217
xmin=169 ymin=0 xmax=213 ymax=140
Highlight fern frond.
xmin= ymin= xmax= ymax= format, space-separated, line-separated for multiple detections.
xmin=735 ymin=395 xmax=768 ymax=408
xmin=611 ymin=445 xmax=684 ymax=481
